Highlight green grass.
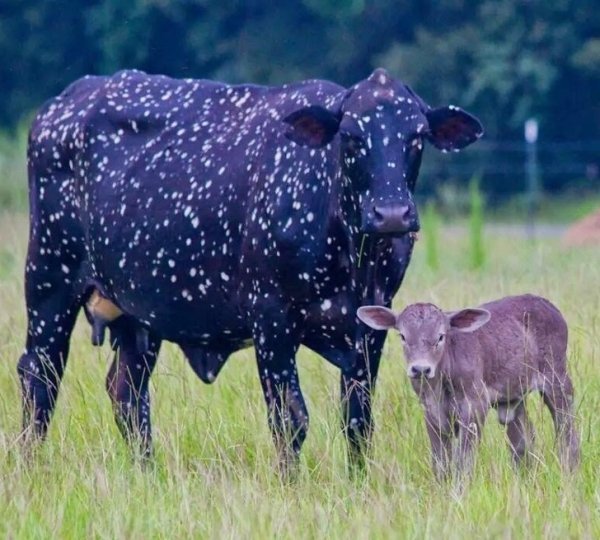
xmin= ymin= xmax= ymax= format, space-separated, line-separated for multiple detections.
xmin=486 ymin=191 xmax=600 ymax=224
xmin=0 ymin=125 xmax=28 ymax=212
xmin=1 ymin=211 xmax=600 ymax=538
xmin=468 ymin=176 xmax=485 ymax=270
xmin=422 ymin=202 xmax=439 ymax=271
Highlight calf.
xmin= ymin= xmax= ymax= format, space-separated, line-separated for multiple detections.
xmin=358 ymin=294 xmax=580 ymax=478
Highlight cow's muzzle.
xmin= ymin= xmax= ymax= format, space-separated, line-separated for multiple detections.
xmin=369 ymin=203 xmax=420 ymax=235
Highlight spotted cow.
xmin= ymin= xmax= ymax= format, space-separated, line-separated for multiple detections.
xmin=18 ymin=68 xmax=482 ymax=470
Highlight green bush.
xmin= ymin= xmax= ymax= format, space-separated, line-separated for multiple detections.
xmin=0 ymin=124 xmax=28 ymax=212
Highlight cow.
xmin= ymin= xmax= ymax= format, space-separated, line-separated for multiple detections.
xmin=357 ymin=295 xmax=580 ymax=478
xmin=18 ymin=68 xmax=483 ymax=472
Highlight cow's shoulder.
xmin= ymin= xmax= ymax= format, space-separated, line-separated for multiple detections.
xmin=28 ymin=74 xmax=108 ymax=145
xmin=269 ymin=79 xmax=346 ymax=111
xmin=87 ymin=70 xmax=215 ymax=130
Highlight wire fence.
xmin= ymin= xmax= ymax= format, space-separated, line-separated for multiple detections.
xmin=419 ymin=139 xmax=600 ymax=205
xmin=0 ymin=131 xmax=599 ymax=213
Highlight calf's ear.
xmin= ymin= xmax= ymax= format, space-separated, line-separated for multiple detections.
xmin=283 ymin=105 xmax=341 ymax=148
xmin=426 ymin=107 xmax=483 ymax=152
xmin=447 ymin=308 xmax=491 ymax=332
xmin=357 ymin=306 xmax=397 ymax=331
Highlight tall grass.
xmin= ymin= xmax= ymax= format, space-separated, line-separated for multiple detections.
xmin=422 ymin=201 xmax=439 ymax=271
xmin=468 ymin=175 xmax=485 ymax=270
xmin=1 ymin=211 xmax=600 ymax=538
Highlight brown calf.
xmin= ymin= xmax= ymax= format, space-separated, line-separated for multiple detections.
xmin=358 ymin=294 xmax=580 ymax=478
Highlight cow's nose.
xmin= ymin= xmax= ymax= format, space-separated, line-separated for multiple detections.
xmin=409 ymin=365 xmax=432 ymax=378
xmin=372 ymin=204 xmax=420 ymax=234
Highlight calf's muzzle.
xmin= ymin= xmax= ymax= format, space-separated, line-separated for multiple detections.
xmin=409 ymin=363 xmax=435 ymax=379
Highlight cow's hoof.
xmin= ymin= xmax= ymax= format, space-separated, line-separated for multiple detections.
xmin=277 ymin=458 xmax=300 ymax=484
xmin=136 ymin=328 xmax=150 ymax=355
xmin=91 ymin=321 xmax=106 ymax=346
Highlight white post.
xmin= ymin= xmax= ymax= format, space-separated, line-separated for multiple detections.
xmin=524 ymin=118 xmax=540 ymax=239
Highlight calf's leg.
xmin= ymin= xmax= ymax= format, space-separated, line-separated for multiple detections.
xmin=454 ymin=399 xmax=487 ymax=478
xmin=504 ymin=401 xmax=535 ymax=466
xmin=106 ymin=318 xmax=161 ymax=459
xmin=541 ymin=374 xmax=580 ymax=470
xmin=424 ymin=411 xmax=453 ymax=480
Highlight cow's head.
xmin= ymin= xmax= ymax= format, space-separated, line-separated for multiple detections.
xmin=283 ymin=68 xmax=483 ymax=236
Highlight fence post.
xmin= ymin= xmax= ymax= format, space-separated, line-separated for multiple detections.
xmin=524 ymin=118 xmax=540 ymax=238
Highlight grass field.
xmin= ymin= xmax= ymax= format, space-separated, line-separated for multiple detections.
xmin=1 ymin=210 xmax=600 ymax=538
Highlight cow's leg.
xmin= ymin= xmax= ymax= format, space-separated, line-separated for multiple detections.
xmin=18 ymin=291 xmax=81 ymax=442
xmin=106 ymin=319 xmax=161 ymax=458
xmin=541 ymin=373 xmax=580 ymax=471
xmin=252 ymin=313 xmax=307 ymax=475
xmin=18 ymin=159 xmax=89 ymax=444
xmin=340 ymin=330 xmax=386 ymax=469
xmin=17 ymin=238 xmax=84 ymax=442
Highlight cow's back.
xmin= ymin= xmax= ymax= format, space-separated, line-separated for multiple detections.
xmin=27 ymin=70 xmax=348 ymax=344
xmin=28 ymin=71 xmax=224 ymax=178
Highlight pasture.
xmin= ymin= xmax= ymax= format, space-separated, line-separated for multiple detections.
xmin=1 ymin=210 xmax=599 ymax=538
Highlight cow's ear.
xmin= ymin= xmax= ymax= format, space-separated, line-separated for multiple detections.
xmin=357 ymin=306 xmax=397 ymax=331
xmin=446 ymin=308 xmax=490 ymax=333
xmin=425 ymin=107 xmax=484 ymax=152
xmin=283 ymin=105 xmax=341 ymax=148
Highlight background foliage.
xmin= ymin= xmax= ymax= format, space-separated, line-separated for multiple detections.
xmin=0 ymin=0 xmax=598 ymax=203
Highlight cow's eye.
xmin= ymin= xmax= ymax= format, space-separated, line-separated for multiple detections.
xmin=399 ymin=333 xmax=406 ymax=342
xmin=405 ymin=136 xmax=423 ymax=191
xmin=344 ymin=134 xmax=367 ymax=156
xmin=437 ymin=334 xmax=445 ymax=344
xmin=408 ymin=136 xmax=423 ymax=157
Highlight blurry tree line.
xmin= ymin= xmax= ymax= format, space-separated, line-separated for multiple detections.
xmin=0 ymin=0 xmax=598 ymax=199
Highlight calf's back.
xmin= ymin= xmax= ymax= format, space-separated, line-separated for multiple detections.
xmin=451 ymin=294 xmax=568 ymax=394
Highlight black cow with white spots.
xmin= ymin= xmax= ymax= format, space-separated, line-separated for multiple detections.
xmin=19 ymin=68 xmax=482 ymax=471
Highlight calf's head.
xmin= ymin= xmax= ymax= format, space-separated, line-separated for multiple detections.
xmin=357 ymin=303 xmax=490 ymax=379
xmin=283 ymin=68 xmax=483 ymax=236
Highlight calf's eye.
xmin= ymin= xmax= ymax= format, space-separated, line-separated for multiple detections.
xmin=437 ymin=334 xmax=445 ymax=344
xmin=399 ymin=333 xmax=406 ymax=342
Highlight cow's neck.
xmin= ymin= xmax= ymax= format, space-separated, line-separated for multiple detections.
xmin=354 ymin=234 xmax=394 ymax=305
xmin=333 ymin=170 xmax=394 ymax=306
